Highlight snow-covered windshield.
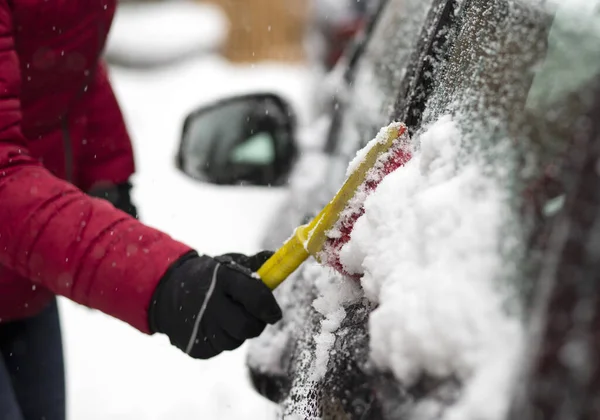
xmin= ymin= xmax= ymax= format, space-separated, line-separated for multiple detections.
xmin=341 ymin=0 xmax=600 ymax=419
xmin=527 ymin=2 xmax=600 ymax=109
xmin=525 ymin=0 xmax=600 ymax=158
xmin=424 ymin=0 xmax=600 ymax=171
xmin=342 ymin=114 xmax=522 ymax=420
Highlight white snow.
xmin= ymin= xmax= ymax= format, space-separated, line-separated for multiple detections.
xmin=247 ymin=265 xmax=306 ymax=378
xmin=309 ymin=262 xmax=362 ymax=381
xmin=340 ymin=115 xmax=525 ymax=420
xmin=247 ymin=262 xmax=362 ymax=385
xmin=58 ymin=8 xmax=317 ymax=419
xmin=245 ymin=318 xmax=291 ymax=376
xmin=106 ymin=1 xmax=228 ymax=65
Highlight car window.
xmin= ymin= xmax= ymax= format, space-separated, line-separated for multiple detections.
xmin=423 ymin=0 xmax=551 ymax=126
xmin=351 ymin=0 xmax=434 ymax=129
xmin=421 ymin=0 xmax=600 ymax=297
xmin=321 ymin=0 xmax=445 ymax=197
xmin=524 ymin=1 xmax=600 ymax=163
xmin=336 ymin=0 xmax=438 ymax=157
xmin=423 ymin=0 xmax=600 ymax=150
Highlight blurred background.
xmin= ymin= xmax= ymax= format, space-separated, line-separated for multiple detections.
xmin=57 ymin=0 xmax=367 ymax=419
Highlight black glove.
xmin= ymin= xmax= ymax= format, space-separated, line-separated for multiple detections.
xmin=88 ymin=181 xmax=138 ymax=219
xmin=148 ymin=251 xmax=282 ymax=359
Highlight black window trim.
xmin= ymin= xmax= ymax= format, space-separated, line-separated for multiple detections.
xmin=325 ymin=0 xmax=458 ymax=154
xmin=391 ymin=0 xmax=459 ymax=134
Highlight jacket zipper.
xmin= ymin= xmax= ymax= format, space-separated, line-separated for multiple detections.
xmin=60 ymin=116 xmax=74 ymax=182
xmin=60 ymin=17 xmax=106 ymax=184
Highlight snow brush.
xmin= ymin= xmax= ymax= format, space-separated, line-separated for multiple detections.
xmin=257 ymin=122 xmax=412 ymax=290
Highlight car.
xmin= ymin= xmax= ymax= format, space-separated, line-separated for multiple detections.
xmin=174 ymin=0 xmax=600 ymax=418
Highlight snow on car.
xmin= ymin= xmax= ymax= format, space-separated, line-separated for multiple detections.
xmin=245 ymin=0 xmax=600 ymax=418
xmin=341 ymin=115 xmax=523 ymax=420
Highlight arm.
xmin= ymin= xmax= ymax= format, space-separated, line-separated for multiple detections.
xmin=0 ymin=8 xmax=191 ymax=333
xmin=0 ymin=6 xmax=282 ymax=359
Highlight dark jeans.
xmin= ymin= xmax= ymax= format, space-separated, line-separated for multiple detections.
xmin=0 ymin=298 xmax=66 ymax=420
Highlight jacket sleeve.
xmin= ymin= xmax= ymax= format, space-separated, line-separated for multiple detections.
xmin=0 ymin=8 xmax=192 ymax=333
xmin=78 ymin=60 xmax=136 ymax=192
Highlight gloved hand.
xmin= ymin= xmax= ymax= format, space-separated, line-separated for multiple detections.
xmin=148 ymin=251 xmax=281 ymax=359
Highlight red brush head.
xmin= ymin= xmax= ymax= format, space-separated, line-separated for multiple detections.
xmin=320 ymin=124 xmax=413 ymax=279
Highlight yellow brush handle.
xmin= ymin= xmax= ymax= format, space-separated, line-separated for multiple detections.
xmin=257 ymin=202 xmax=333 ymax=289
xmin=257 ymin=229 xmax=310 ymax=290
xmin=257 ymin=124 xmax=407 ymax=290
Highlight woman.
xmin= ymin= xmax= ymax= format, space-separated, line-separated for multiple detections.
xmin=0 ymin=2 xmax=282 ymax=419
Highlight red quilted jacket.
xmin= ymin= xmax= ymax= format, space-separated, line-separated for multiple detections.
xmin=0 ymin=1 xmax=192 ymax=333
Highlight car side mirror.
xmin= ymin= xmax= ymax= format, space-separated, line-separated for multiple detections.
xmin=176 ymin=93 xmax=299 ymax=186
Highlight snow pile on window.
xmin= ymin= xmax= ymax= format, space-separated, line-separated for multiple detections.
xmin=340 ymin=115 xmax=525 ymax=420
